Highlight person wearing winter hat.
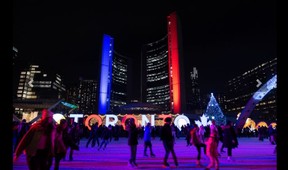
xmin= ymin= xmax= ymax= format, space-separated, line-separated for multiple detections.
xmin=13 ymin=109 xmax=56 ymax=170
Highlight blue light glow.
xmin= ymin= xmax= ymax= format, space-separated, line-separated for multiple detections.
xmin=98 ymin=34 xmax=114 ymax=115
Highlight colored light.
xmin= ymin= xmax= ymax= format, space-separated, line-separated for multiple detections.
xmin=98 ymin=34 xmax=114 ymax=115
xmin=61 ymin=101 xmax=78 ymax=109
xmin=236 ymin=74 xmax=277 ymax=129
xmin=167 ymin=12 xmax=181 ymax=114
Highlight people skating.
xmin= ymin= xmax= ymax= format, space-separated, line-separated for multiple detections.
xmin=113 ymin=124 xmax=121 ymax=141
xmin=185 ymin=124 xmax=192 ymax=146
xmin=13 ymin=109 xmax=56 ymax=170
xmin=13 ymin=121 xmax=19 ymax=153
xmin=160 ymin=117 xmax=179 ymax=168
xmin=257 ymin=125 xmax=266 ymax=141
xmin=273 ymin=126 xmax=277 ymax=154
xmin=190 ymin=123 xmax=207 ymax=167
xmin=86 ymin=122 xmax=100 ymax=148
xmin=205 ymin=119 xmax=220 ymax=170
xmin=98 ymin=125 xmax=113 ymax=150
xmin=127 ymin=118 xmax=139 ymax=167
xmin=268 ymin=124 xmax=276 ymax=145
xmin=54 ymin=119 xmax=68 ymax=170
xmin=222 ymin=120 xmax=238 ymax=161
xmin=143 ymin=122 xmax=155 ymax=157
xmin=66 ymin=122 xmax=81 ymax=160
xmin=151 ymin=126 xmax=156 ymax=140
xmin=62 ymin=121 xmax=78 ymax=161
xmin=198 ymin=125 xmax=206 ymax=144
xmin=171 ymin=123 xmax=177 ymax=143
xmin=13 ymin=135 xmax=277 ymax=169
xmin=218 ymin=124 xmax=225 ymax=154
xmin=15 ymin=119 xmax=30 ymax=152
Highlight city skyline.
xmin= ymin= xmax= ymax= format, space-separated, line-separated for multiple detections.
xmin=13 ymin=0 xmax=276 ymax=98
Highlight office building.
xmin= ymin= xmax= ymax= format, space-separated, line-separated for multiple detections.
xmin=77 ymin=79 xmax=98 ymax=114
xmin=142 ymin=35 xmax=170 ymax=113
xmin=186 ymin=67 xmax=202 ymax=113
xmin=13 ymin=64 xmax=66 ymax=121
xmin=142 ymin=11 xmax=186 ymax=114
xmin=224 ymin=58 xmax=277 ymax=123
xmin=110 ymin=51 xmax=128 ymax=113
xmin=98 ymin=34 xmax=128 ymax=114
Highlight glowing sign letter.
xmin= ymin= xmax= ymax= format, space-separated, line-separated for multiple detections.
xmin=84 ymin=114 xmax=103 ymax=130
xmin=174 ymin=115 xmax=190 ymax=131
xmin=69 ymin=114 xmax=83 ymax=123
xmin=122 ymin=115 xmax=138 ymax=130
xmin=141 ymin=114 xmax=155 ymax=127
xmin=105 ymin=114 xmax=118 ymax=127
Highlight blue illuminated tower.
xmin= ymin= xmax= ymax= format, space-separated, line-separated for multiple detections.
xmin=204 ymin=93 xmax=226 ymax=126
xmin=98 ymin=34 xmax=128 ymax=115
xmin=98 ymin=34 xmax=114 ymax=115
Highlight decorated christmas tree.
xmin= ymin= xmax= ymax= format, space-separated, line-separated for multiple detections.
xmin=204 ymin=93 xmax=226 ymax=126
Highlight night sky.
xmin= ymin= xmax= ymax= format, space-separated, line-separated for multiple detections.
xmin=13 ymin=0 xmax=276 ymax=98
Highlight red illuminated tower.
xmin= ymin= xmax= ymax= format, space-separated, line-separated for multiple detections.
xmin=167 ymin=11 xmax=186 ymax=114
xmin=142 ymin=11 xmax=186 ymax=114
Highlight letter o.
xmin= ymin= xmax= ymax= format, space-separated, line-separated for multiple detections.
xmin=84 ymin=114 xmax=103 ymax=130
xmin=174 ymin=115 xmax=190 ymax=131
xmin=122 ymin=115 xmax=139 ymax=130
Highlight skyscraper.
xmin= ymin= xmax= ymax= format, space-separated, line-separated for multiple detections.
xmin=98 ymin=34 xmax=128 ymax=114
xmin=142 ymin=11 xmax=186 ymax=114
xmin=186 ymin=67 xmax=202 ymax=113
xmin=110 ymin=51 xmax=128 ymax=113
xmin=16 ymin=64 xmax=66 ymax=100
xmin=13 ymin=64 xmax=66 ymax=121
xmin=78 ymin=79 xmax=98 ymax=114
xmin=142 ymin=35 xmax=170 ymax=113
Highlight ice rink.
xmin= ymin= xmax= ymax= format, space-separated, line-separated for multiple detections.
xmin=13 ymin=137 xmax=277 ymax=170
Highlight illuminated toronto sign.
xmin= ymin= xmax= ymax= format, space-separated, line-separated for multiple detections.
xmin=68 ymin=114 xmax=190 ymax=131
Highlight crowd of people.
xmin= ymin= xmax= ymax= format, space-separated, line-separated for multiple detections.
xmin=13 ymin=109 xmax=276 ymax=170
xmin=13 ymin=109 xmax=81 ymax=170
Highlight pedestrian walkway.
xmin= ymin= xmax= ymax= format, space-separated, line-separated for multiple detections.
xmin=13 ymin=137 xmax=277 ymax=170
